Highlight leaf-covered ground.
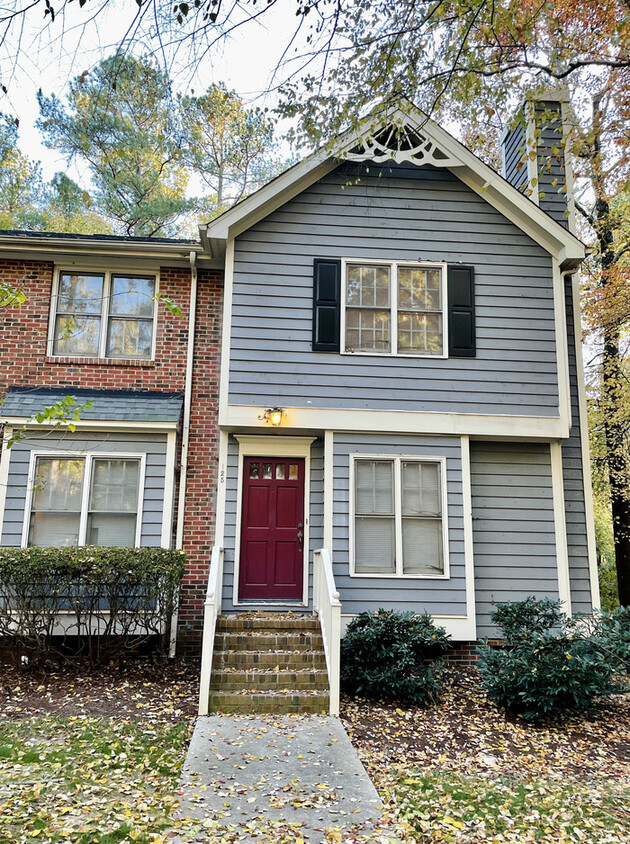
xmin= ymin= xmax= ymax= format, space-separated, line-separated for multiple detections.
xmin=341 ymin=669 xmax=630 ymax=842
xmin=0 ymin=661 xmax=629 ymax=842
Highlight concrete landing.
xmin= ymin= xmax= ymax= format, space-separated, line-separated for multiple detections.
xmin=175 ymin=714 xmax=384 ymax=842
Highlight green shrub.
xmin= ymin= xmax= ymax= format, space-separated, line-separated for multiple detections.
xmin=340 ymin=609 xmax=451 ymax=705
xmin=478 ymin=598 xmax=629 ymax=722
xmin=0 ymin=546 xmax=185 ymax=665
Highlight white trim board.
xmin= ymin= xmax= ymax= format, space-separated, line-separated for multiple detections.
xmin=550 ymin=440 xmax=572 ymax=615
xmin=460 ymin=435 xmax=477 ymax=640
xmin=339 ymin=612 xmax=475 ymax=640
xmin=223 ymin=405 xmax=569 ymax=439
xmin=1 ymin=418 xmax=180 ymax=432
xmin=232 ymin=435 xmax=317 ymax=608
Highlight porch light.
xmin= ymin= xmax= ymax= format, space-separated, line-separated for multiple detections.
xmin=260 ymin=407 xmax=284 ymax=427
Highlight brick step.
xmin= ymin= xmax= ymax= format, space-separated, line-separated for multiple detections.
xmin=211 ymin=668 xmax=329 ymax=691
xmin=214 ymin=631 xmax=324 ymax=651
xmin=208 ymin=689 xmax=329 ymax=714
xmin=213 ymin=649 xmax=327 ymax=669
xmin=216 ymin=613 xmax=320 ymax=632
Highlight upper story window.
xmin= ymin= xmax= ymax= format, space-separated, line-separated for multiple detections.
xmin=51 ymin=271 xmax=156 ymax=359
xmin=343 ymin=261 xmax=446 ymax=357
xmin=26 ymin=454 xmax=142 ymax=548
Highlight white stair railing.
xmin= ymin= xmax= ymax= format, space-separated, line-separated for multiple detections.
xmin=198 ymin=545 xmax=224 ymax=715
xmin=313 ymin=548 xmax=341 ymax=716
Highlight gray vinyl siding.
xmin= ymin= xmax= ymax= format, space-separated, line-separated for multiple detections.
xmin=229 ymin=162 xmax=559 ymax=417
xmin=332 ymin=433 xmax=466 ymax=616
xmin=221 ymin=435 xmax=323 ymax=611
xmin=562 ymin=275 xmax=594 ymax=612
xmin=502 ymin=123 xmax=527 ymax=191
xmin=536 ymin=102 xmax=569 ymax=229
xmin=1 ymin=432 xmax=168 ymax=548
xmin=471 ymin=442 xmax=559 ymax=637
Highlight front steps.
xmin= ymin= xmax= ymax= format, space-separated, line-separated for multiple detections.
xmin=208 ymin=613 xmax=330 ymax=713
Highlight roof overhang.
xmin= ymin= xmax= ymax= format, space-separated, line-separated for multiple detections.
xmin=200 ymin=104 xmax=585 ymax=270
xmin=0 ymin=233 xmax=220 ymax=270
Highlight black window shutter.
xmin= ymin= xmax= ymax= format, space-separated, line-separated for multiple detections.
xmin=313 ymin=258 xmax=341 ymax=352
xmin=448 ymin=265 xmax=476 ymax=357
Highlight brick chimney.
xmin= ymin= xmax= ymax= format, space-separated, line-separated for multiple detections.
xmin=501 ymin=88 xmax=575 ymax=234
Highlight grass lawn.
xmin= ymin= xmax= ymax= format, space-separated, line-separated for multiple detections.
xmin=0 ymin=662 xmax=629 ymax=842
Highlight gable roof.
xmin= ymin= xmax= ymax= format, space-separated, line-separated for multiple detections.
xmin=200 ymin=103 xmax=585 ymax=272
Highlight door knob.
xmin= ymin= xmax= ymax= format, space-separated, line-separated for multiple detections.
xmin=297 ymin=531 xmax=304 ymax=541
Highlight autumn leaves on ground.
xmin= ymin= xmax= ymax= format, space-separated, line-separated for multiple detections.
xmin=0 ymin=661 xmax=629 ymax=843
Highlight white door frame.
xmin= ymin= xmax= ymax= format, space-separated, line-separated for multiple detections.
xmin=233 ymin=435 xmax=316 ymax=607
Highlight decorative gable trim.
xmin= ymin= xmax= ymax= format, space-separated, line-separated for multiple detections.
xmin=345 ymin=122 xmax=463 ymax=168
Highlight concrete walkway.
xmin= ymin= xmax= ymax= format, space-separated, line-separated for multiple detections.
xmin=175 ymin=713 xmax=385 ymax=842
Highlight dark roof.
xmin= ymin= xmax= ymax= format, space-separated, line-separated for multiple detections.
xmin=2 ymin=387 xmax=183 ymax=423
xmin=0 ymin=229 xmax=199 ymax=246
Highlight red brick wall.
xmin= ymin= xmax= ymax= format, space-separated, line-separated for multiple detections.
xmin=0 ymin=258 xmax=224 ymax=652
xmin=178 ymin=270 xmax=223 ymax=651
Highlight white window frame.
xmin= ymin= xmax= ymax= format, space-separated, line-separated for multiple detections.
xmin=21 ymin=451 xmax=146 ymax=549
xmin=47 ymin=267 xmax=159 ymax=360
xmin=341 ymin=258 xmax=448 ymax=359
xmin=349 ymin=453 xmax=450 ymax=579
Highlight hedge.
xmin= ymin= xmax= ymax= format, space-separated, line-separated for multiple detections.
xmin=0 ymin=546 xmax=185 ymax=665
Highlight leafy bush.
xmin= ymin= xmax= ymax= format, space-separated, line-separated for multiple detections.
xmin=0 ymin=546 xmax=185 ymax=665
xmin=341 ymin=609 xmax=451 ymax=705
xmin=478 ymin=598 xmax=629 ymax=722
xmin=490 ymin=596 xmax=563 ymax=641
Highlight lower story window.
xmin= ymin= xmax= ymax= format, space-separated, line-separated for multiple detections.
xmin=352 ymin=456 xmax=446 ymax=577
xmin=27 ymin=455 xmax=142 ymax=548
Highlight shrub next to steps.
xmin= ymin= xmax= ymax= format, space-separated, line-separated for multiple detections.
xmin=0 ymin=546 xmax=185 ymax=665
xmin=341 ymin=609 xmax=451 ymax=705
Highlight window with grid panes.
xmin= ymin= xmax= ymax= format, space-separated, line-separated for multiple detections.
xmin=52 ymin=271 xmax=156 ymax=359
xmin=344 ymin=262 xmax=444 ymax=356
xmin=352 ymin=457 xmax=445 ymax=576
xmin=28 ymin=456 xmax=141 ymax=548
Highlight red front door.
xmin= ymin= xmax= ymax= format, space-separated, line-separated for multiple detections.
xmin=239 ymin=457 xmax=305 ymax=600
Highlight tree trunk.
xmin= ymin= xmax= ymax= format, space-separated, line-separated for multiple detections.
xmin=590 ymin=93 xmax=630 ymax=606
xmin=602 ymin=327 xmax=630 ymax=605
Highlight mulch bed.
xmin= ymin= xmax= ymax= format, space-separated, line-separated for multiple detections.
xmin=0 ymin=657 xmax=199 ymax=724
xmin=340 ymin=667 xmax=630 ymax=782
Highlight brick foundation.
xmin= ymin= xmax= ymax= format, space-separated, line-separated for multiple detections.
xmin=444 ymin=640 xmax=502 ymax=664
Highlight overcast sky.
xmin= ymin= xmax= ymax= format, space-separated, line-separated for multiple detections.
xmin=2 ymin=1 xmax=302 ymax=181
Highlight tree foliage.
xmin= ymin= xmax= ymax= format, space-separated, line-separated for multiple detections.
xmin=38 ymin=52 xmax=192 ymax=237
xmin=181 ymin=82 xmax=280 ymax=216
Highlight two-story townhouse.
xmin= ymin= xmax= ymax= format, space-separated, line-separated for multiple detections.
xmin=195 ymin=97 xmax=597 ymax=714
xmin=0 ymin=232 xmax=223 ymax=650
xmin=0 ymin=96 xmax=599 ymax=718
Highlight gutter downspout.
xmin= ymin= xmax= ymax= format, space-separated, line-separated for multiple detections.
xmin=169 ymin=250 xmax=198 ymax=658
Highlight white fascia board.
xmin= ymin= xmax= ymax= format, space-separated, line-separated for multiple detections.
xmin=223 ymin=404 xmax=568 ymax=440
xmin=201 ymin=103 xmax=585 ymax=266
xmin=204 ymin=152 xmax=339 ymax=245
xmin=1 ymin=417 xmax=179 ymax=432
xmin=0 ymin=236 xmax=209 ymax=269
